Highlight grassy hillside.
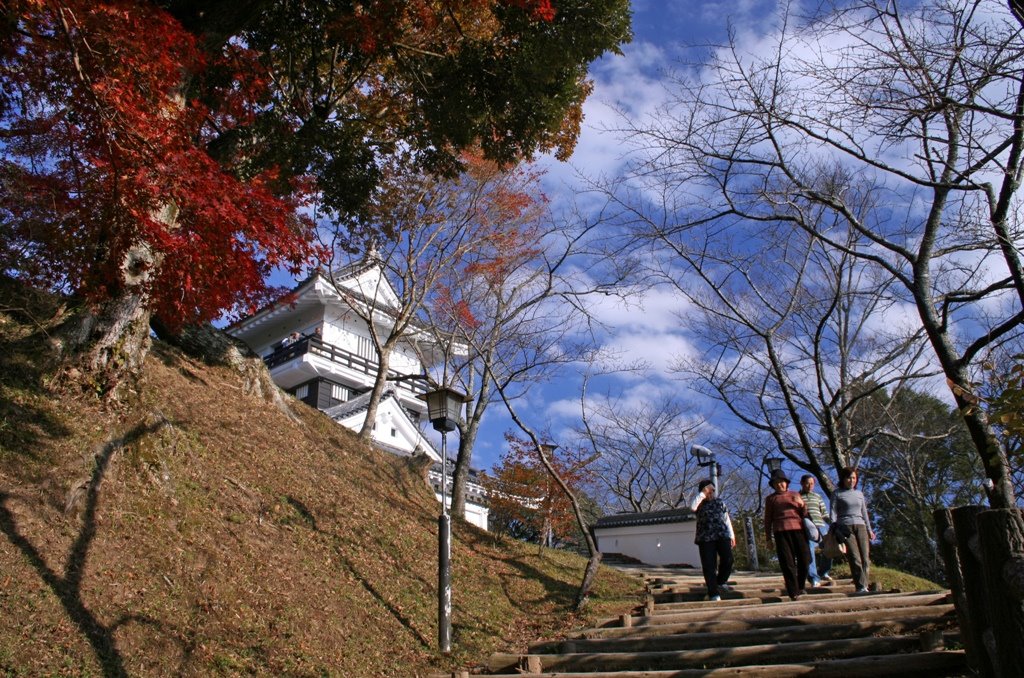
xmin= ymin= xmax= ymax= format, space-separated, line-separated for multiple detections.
xmin=0 ymin=279 xmax=643 ymax=677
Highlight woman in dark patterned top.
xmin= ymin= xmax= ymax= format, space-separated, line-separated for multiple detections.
xmin=690 ymin=479 xmax=735 ymax=601
xmin=764 ymin=471 xmax=811 ymax=600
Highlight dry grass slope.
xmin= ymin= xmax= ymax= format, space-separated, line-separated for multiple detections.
xmin=0 ymin=278 xmax=643 ymax=677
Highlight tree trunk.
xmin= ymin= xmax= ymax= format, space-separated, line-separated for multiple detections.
xmin=49 ymin=214 xmax=168 ymax=398
xmin=451 ymin=368 xmax=491 ymax=520
xmin=359 ymin=343 xmax=393 ymax=442
xmin=51 ymin=290 xmax=151 ymax=399
xmin=576 ymin=547 xmax=603 ymax=612
xmin=450 ymin=424 xmax=476 ymax=520
xmin=531 ymin=444 xmax=602 ymax=612
xmin=955 ymin=398 xmax=1015 ymax=509
xmin=976 ymin=508 xmax=1024 ymax=678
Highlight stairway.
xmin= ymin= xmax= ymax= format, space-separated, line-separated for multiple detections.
xmin=434 ymin=568 xmax=969 ymax=677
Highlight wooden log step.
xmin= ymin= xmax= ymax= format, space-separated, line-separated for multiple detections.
xmin=652 ymin=590 xmax=850 ymax=608
xmin=633 ymin=591 xmax=950 ymax=625
xmin=651 ymin=583 xmax=859 ymax=601
xmin=458 ymin=649 xmax=967 ymax=678
xmin=648 ymin=575 xmax=787 ymax=588
xmin=530 ymin=614 xmax=957 ymax=654
xmin=488 ymin=634 xmax=956 ymax=673
xmin=651 ymin=596 xmax=769 ymax=609
xmin=576 ymin=603 xmax=955 ymax=639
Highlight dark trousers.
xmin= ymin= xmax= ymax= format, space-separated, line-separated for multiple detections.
xmin=773 ymin=529 xmax=810 ymax=599
xmin=698 ymin=538 xmax=734 ymax=597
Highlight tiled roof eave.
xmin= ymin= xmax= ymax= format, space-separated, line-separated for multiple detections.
xmin=594 ymin=509 xmax=696 ymax=529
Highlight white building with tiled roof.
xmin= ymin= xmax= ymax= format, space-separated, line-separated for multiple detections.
xmin=228 ymin=260 xmax=489 ymax=529
xmin=593 ymin=508 xmax=699 ymax=567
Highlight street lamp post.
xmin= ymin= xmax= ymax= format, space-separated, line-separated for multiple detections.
xmin=691 ymin=444 xmax=718 ymax=492
xmin=418 ymin=387 xmax=469 ymax=654
xmin=764 ymin=454 xmax=784 ymax=477
xmin=538 ymin=443 xmax=559 ymax=548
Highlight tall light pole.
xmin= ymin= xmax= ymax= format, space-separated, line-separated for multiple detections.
xmin=691 ymin=444 xmax=719 ymax=492
xmin=418 ymin=387 xmax=469 ymax=654
xmin=538 ymin=443 xmax=559 ymax=548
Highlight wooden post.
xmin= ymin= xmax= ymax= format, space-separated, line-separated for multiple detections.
xmin=934 ymin=508 xmax=989 ymax=676
xmin=745 ymin=515 xmax=759 ymax=571
xmin=951 ymin=505 xmax=996 ymax=677
xmin=976 ymin=508 xmax=1024 ymax=678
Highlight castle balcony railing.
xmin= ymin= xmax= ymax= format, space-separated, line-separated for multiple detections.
xmin=263 ymin=336 xmax=428 ymax=397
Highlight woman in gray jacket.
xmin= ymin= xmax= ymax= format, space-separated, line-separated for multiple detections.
xmin=830 ymin=467 xmax=876 ymax=592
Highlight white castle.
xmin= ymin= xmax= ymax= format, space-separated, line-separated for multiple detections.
xmin=228 ymin=259 xmax=489 ymax=529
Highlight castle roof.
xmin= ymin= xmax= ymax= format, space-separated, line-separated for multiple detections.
xmin=594 ymin=508 xmax=695 ymax=529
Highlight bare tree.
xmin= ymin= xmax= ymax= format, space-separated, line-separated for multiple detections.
xmin=575 ymin=375 xmax=705 ymax=513
xmin=490 ymin=379 xmax=604 ymax=612
xmin=610 ymin=0 xmax=1024 ymax=506
xmin=321 ymin=154 xmax=542 ymax=442
xmin=611 ymin=170 xmax=936 ymax=494
xmin=425 ymin=203 xmax=632 ymax=519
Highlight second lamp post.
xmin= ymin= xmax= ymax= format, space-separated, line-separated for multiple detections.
xmin=418 ymin=387 xmax=470 ymax=654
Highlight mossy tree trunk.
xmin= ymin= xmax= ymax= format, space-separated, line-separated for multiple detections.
xmin=50 ymin=244 xmax=158 ymax=398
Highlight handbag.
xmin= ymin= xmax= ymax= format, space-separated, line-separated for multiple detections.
xmin=803 ymin=517 xmax=821 ymax=543
xmin=821 ymin=529 xmax=847 ymax=559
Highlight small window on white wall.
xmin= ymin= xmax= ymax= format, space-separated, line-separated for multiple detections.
xmin=295 ymin=384 xmax=309 ymax=399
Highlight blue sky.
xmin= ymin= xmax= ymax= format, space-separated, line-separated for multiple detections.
xmin=461 ymin=0 xmax=785 ymax=471
xmin=260 ymin=1 xmax=821 ymax=474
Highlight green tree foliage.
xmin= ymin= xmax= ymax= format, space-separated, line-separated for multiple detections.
xmin=163 ymin=0 xmax=633 ymax=229
xmin=856 ymin=389 xmax=981 ymax=583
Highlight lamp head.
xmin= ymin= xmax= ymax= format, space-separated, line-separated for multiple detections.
xmin=538 ymin=442 xmax=559 ymax=457
xmin=417 ymin=387 xmax=470 ymax=433
xmin=691 ymin=444 xmax=715 ymax=466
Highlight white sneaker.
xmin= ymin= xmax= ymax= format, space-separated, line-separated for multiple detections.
xmin=709 ymin=595 xmax=721 ymax=601
xmin=718 ymin=583 xmax=731 ymax=592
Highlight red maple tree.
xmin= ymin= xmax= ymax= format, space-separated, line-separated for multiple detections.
xmin=483 ymin=433 xmax=596 ymax=546
xmin=2 ymin=1 xmax=315 ymax=329
xmin=1 ymin=0 xmax=630 ymax=390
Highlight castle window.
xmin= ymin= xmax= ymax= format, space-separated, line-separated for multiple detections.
xmin=331 ymin=384 xmax=348 ymax=401
xmin=294 ymin=384 xmax=309 ymax=399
